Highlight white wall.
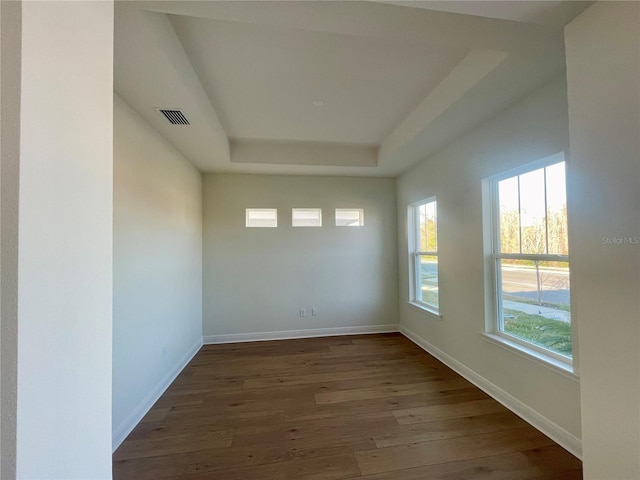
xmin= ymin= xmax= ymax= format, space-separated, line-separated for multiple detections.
xmin=202 ymin=174 xmax=398 ymax=341
xmin=113 ymin=95 xmax=203 ymax=449
xmin=15 ymin=2 xmax=114 ymax=478
xmin=396 ymin=77 xmax=582 ymax=450
xmin=565 ymin=3 xmax=640 ymax=478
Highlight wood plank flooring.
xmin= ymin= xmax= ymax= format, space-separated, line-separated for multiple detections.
xmin=113 ymin=333 xmax=582 ymax=479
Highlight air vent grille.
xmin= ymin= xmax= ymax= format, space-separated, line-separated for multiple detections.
xmin=159 ymin=109 xmax=190 ymax=125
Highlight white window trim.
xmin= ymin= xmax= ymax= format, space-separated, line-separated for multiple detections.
xmin=407 ymin=300 xmax=442 ymax=319
xmin=483 ymin=152 xmax=576 ymax=371
xmin=245 ymin=208 xmax=278 ymax=228
xmin=408 ymin=197 xmax=440 ymax=317
xmin=335 ymin=208 xmax=364 ymax=227
xmin=480 ymin=332 xmax=578 ymax=381
xmin=292 ymin=208 xmax=322 ymax=227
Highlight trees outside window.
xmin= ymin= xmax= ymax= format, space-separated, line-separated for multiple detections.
xmin=409 ymin=198 xmax=439 ymax=314
xmin=489 ymin=158 xmax=572 ymax=361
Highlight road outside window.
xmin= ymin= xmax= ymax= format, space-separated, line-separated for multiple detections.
xmin=490 ymin=158 xmax=571 ymax=361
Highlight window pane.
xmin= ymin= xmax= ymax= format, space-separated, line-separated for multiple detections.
xmin=519 ymin=168 xmax=547 ymax=254
xmin=425 ymin=201 xmax=437 ymax=251
xmin=418 ymin=201 xmax=437 ymax=252
xmin=418 ymin=255 xmax=438 ymax=309
xmin=335 ymin=208 xmax=364 ymax=226
xmin=498 ymin=176 xmax=520 ymax=253
xmin=292 ymin=208 xmax=322 ymax=227
xmin=246 ymin=208 xmax=277 ymax=227
xmin=545 ymin=162 xmax=569 ymax=255
xmin=499 ymin=258 xmax=571 ymax=357
xmin=418 ymin=204 xmax=427 ymax=251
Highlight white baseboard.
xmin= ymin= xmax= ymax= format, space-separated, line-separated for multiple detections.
xmin=399 ymin=325 xmax=582 ymax=459
xmin=111 ymin=339 xmax=202 ymax=452
xmin=203 ymin=324 xmax=399 ymax=344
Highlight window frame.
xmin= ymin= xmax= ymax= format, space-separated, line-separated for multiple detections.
xmin=291 ymin=208 xmax=322 ymax=227
xmin=245 ymin=208 xmax=278 ymax=228
xmin=335 ymin=208 xmax=364 ymax=227
xmin=408 ymin=197 xmax=440 ymax=316
xmin=486 ymin=154 xmax=573 ymax=367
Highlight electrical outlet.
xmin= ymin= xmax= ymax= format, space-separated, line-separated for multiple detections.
xmin=161 ymin=346 xmax=167 ymax=358
xmin=312 ymin=308 xmax=318 ymax=316
xmin=300 ymin=308 xmax=306 ymax=317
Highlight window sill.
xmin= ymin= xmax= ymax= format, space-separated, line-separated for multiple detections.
xmin=407 ymin=301 xmax=443 ymax=320
xmin=480 ymin=332 xmax=579 ymax=382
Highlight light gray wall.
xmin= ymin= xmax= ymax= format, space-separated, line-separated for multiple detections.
xmin=113 ymin=95 xmax=203 ymax=448
xmin=0 ymin=1 xmax=21 ymax=478
xmin=14 ymin=2 xmax=114 ymax=477
xmin=202 ymin=174 xmax=398 ymax=339
xmin=565 ymin=2 xmax=640 ymax=478
xmin=396 ymin=77 xmax=582 ymax=440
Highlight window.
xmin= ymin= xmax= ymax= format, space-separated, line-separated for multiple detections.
xmin=245 ymin=208 xmax=277 ymax=227
xmin=292 ymin=208 xmax=322 ymax=227
xmin=488 ymin=157 xmax=571 ymax=362
xmin=335 ymin=208 xmax=364 ymax=227
xmin=408 ymin=198 xmax=439 ymax=314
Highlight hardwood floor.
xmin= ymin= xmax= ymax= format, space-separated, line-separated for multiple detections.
xmin=113 ymin=333 xmax=582 ymax=479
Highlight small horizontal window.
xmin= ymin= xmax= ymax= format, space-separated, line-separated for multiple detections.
xmin=246 ymin=208 xmax=277 ymax=228
xmin=292 ymin=208 xmax=322 ymax=227
xmin=335 ymin=208 xmax=364 ymax=227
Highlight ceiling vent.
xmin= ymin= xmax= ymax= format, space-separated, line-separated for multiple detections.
xmin=158 ymin=109 xmax=190 ymax=125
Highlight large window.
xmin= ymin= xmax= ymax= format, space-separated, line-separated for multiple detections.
xmin=488 ymin=157 xmax=571 ymax=362
xmin=409 ymin=198 xmax=439 ymax=314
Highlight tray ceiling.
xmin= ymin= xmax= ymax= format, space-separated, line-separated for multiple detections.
xmin=115 ymin=1 xmax=590 ymax=176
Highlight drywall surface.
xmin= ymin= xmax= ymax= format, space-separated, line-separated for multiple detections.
xmin=202 ymin=174 xmax=397 ymax=339
xmin=565 ymin=2 xmax=640 ymax=478
xmin=396 ymin=78 xmax=582 ymax=441
xmin=15 ymin=2 xmax=114 ymax=478
xmin=113 ymin=95 xmax=203 ymax=447
xmin=0 ymin=1 xmax=21 ymax=478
